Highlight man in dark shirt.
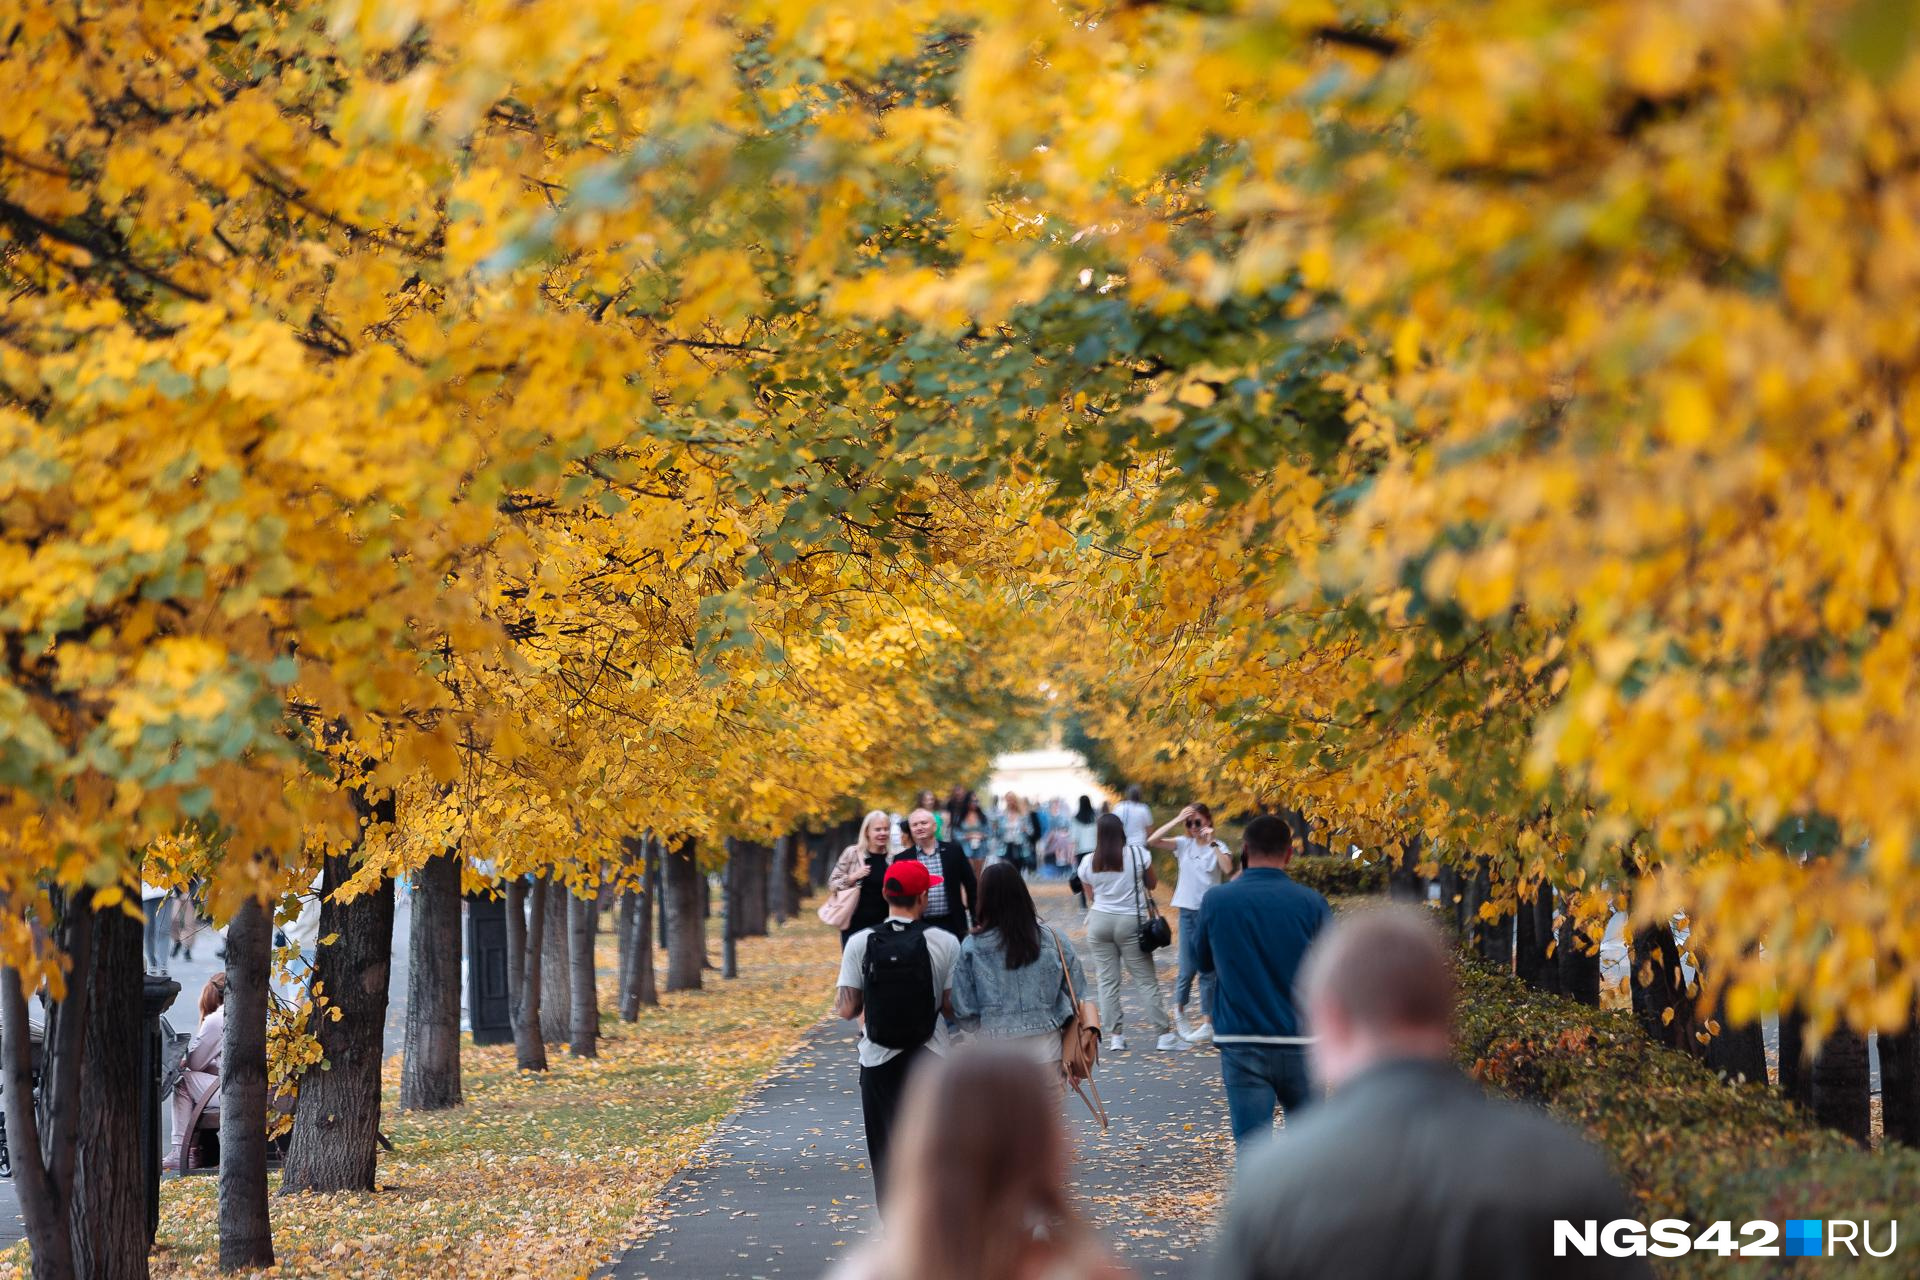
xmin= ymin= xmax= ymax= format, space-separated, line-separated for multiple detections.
xmin=1194 ymin=813 xmax=1332 ymax=1148
xmin=900 ymin=807 xmax=976 ymax=940
xmin=1213 ymin=906 xmax=1652 ymax=1280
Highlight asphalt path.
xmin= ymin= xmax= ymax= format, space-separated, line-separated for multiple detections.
xmin=605 ymin=885 xmax=1232 ymax=1280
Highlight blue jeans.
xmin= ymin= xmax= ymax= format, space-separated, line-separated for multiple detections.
xmin=1175 ymin=908 xmax=1215 ymax=1018
xmin=1219 ymin=1043 xmax=1314 ymax=1149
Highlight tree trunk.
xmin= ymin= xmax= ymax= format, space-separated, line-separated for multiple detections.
xmin=72 ymin=895 xmax=147 ymax=1280
xmin=1387 ymin=836 xmax=1425 ymax=904
xmin=665 ymin=838 xmax=705 ymax=992
xmin=4 ymin=889 xmax=90 ymax=1280
xmin=399 ymin=849 xmax=463 ymax=1111
xmin=1463 ymin=860 xmax=1507 ymax=969
xmin=1435 ymin=863 xmax=1464 ymax=938
xmin=621 ymin=838 xmax=657 ymax=1018
xmin=1555 ymin=900 xmax=1601 ymax=1007
xmin=505 ymin=877 xmax=548 ymax=1072
xmin=1780 ymin=1008 xmax=1811 ymax=1106
xmin=770 ymin=835 xmax=794 ymax=924
xmin=1880 ymin=1015 xmax=1920 ymax=1148
xmin=220 ymin=896 xmax=275 ymax=1270
xmin=281 ymin=799 xmax=398 ymax=1195
xmin=1514 ymin=884 xmax=1553 ymax=992
xmin=1810 ymin=1026 xmax=1872 ymax=1146
xmin=721 ymin=844 xmax=739 ymax=980
xmin=568 ymin=893 xmax=598 ymax=1058
xmin=1630 ymin=920 xmax=1700 ymax=1057
xmin=616 ymin=892 xmax=634 ymax=1008
xmin=1705 ymin=988 xmax=1768 ymax=1088
xmin=539 ymin=878 xmax=571 ymax=1044
xmin=654 ymin=852 xmax=668 ymax=951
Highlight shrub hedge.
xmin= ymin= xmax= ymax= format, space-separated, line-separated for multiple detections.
xmin=1285 ymin=853 xmax=1388 ymax=898
xmin=1454 ymin=958 xmax=1920 ymax=1276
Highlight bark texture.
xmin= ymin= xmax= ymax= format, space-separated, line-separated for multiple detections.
xmin=568 ymin=892 xmax=598 ymax=1058
xmin=506 ymin=877 xmax=549 ymax=1072
xmin=219 ymin=896 xmax=275 ymax=1270
xmin=664 ymin=837 xmax=704 ymax=992
xmin=72 ymin=899 xmax=146 ymax=1280
xmin=1810 ymin=1026 xmax=1872 ymax=1145
xmin=399 ymin=848 xmax=463 ymax=1111
xmin=538 ymin=878 xmax=571 ymax=1043
xmin=1555 ymin=903 xmax=1602 ymax=1007
xmin=281 ymin=796 xmax=398 ymax=1195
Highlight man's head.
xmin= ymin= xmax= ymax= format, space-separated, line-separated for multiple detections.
xmin=1300 ymin=906 xmax=1456 ymax=1091
xmin=1241 ymin=813 xmax=1294 ymax=867
xmin=908 ymin=808 xmax=937 ymax=846
xmin=882 ymin=859 xmax=942 ymax=918
xmin=1125 ymin=785 xmax=1143 ymax=803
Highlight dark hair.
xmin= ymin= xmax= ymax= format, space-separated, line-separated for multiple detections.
xmin=1185 ymin=802 xmax=1214 ymax=827
xmin=1074 ymin=795 xmax=1095 ymax=824
xmin=1243 ymin=814 xmax=1293 ymax=860
xmin=1092 ymin=813 xmax=1127 ymax=873
xmin=884 ymin=887 xmax=923 ymax=909
xmin=1125 ymin=785 xmax=1143 ymax=802
xmin=963 ymin=798 xmax=985 ymax=823
xmin=972 ymin=862 xmax=1043 ymax=969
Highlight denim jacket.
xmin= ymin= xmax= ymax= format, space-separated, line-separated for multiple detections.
xmin=951 ymin=923 xmax=1089 ymax=1039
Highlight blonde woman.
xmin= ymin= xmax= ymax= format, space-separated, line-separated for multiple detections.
xmin=829 ymin=810 xmax=896 ymax=947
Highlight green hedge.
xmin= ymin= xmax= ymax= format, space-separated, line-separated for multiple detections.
xmin=1456 ymin=959 xmax=1920 ymax=1276
xmin=1286 ymin=853 xmax=1387 ymax=898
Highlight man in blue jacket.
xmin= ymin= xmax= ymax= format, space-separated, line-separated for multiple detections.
xmin=1195 ymin=812 xmax=1332 ymax=1149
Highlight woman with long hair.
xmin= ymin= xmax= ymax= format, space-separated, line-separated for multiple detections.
xmin=829 ymin=1049 xmax=1132 ymax=1280
xmin=1147 ymin=802 xmax=1235 ymax=1043
xmin=956 ymin=796 xmax=992 ymax=874
xmin=997 ymin=793 xmax=1031 ymax=872
xmin=830 ymin=810 xmax=896 ymax=947
xmin=1075 ymin=813 xmax=1175 ymax=1052
xmin=952 ymin=862 xmax=1090 ymax=1071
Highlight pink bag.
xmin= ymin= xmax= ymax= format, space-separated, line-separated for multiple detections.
xmin=817 ymin=884 xmax=860 ymax=929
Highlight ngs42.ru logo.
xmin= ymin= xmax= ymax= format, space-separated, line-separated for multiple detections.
xmin=1556 ymin=1219 xmax=1897 ymax=1259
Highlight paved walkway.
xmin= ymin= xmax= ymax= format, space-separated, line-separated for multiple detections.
xmin=606 ymin=886 xmax=1231 ymax=1279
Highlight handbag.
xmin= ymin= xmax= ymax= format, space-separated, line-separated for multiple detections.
xmin=1131 ymin=845 xmax=1173 ymax=953
xmin=816 ymin=852 xmax=866 ymax=929
xmin=1052 ymin=928 xmax=1107 ymax=1130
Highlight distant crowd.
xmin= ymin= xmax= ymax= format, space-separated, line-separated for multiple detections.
xmin=822 ymin=785 xmax=1650 ymax=1280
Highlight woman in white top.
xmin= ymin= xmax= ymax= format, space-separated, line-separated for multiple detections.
xmin=1075 ymin=814 xmax=1175 ymax=1052
xmin=1148 ymin=802 xmax=1234 ymax=1043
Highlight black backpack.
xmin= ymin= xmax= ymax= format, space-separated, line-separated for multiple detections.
xmin=862 ymin=920 xmax=937 ymax=1050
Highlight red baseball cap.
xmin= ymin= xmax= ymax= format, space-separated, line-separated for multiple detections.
xmin=883 ymin=860 xmax=943 ymax=896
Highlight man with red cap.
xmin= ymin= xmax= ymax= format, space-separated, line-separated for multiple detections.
xmin=834 ymin=857 xmax=959 ymax=1206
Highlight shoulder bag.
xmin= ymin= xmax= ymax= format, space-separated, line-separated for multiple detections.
xmin=1051 ymin=927 xmax=1108 ymax=1130
xmin=1131 ymin=845 xmax=1173 ymax=954
xmin=816 ymin=849 xmax=865 ymax=929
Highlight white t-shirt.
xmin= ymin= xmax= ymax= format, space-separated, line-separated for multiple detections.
xmin=1170 ymin=837 xmax=1231 ymax=912
xmin=1115 ymin=800 xmax=1153 ymax=846
xmin=837 ymin=918 xmax=959 ymax=1068
xmin=1077 ymin=846 xmax=1154 ymax=916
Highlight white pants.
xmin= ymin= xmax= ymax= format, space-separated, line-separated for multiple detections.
xmin=1085 ymin=910 xmax=1170 ymax=1039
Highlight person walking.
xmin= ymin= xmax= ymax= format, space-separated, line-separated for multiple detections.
xmin=997 ymin=794 xmax=1032 ymax=872
xmin=831 ymin=810 xmax=897 ymax=947
xmin=900 ymin=807 xmax=977 ymax=940
xmin=1114 ymin=785 xmax=1153 ymax=847
xmin=1194 ymin=814 xmax=1330 ymax=1148
xmin=951 ymin=861 xmax=1090 ymax=1073
xmin=1214 ymin=906 xmax=1650 ymax=1280
xmin=1148 ymin=802 xmax=1233 ymax=1043
xmin=141 ymin=881 xmax=171 ymax=969
xmin=955 ymin=797 xmax=993 ymax=875
xmin=1075 ymin=814 xmax=1176 ymax=1052
xmin=1069 ymin=796 xmax=1099 ymax=864
xmin=834 ymin=860 xmax=960 ymax=1206
xmin=827 ymin=1048 xmax=1133 ymax=1280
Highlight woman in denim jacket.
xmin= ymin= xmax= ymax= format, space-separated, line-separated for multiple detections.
xmin=952 ymin=862 xmax=1090 ymax=1073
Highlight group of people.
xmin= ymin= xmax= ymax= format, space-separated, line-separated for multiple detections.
xmin=826 ymin=787 xmax=1648 ymax=1280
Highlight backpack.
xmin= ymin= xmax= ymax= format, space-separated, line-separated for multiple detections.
xmin=862 ymin=920 xmax=937 ymax=1050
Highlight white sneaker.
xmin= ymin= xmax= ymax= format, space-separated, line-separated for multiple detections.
xmin=1185 ymin=1020 xmax=1215 ymax=1044
xmin=1108 ymin=1034 xmax=1127 ymax=1052
xmin=1156 ymin=1033 xmax=1183 ymax=1051
xmin=1174 ymin=1010 xmax=1197 ymax=1039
